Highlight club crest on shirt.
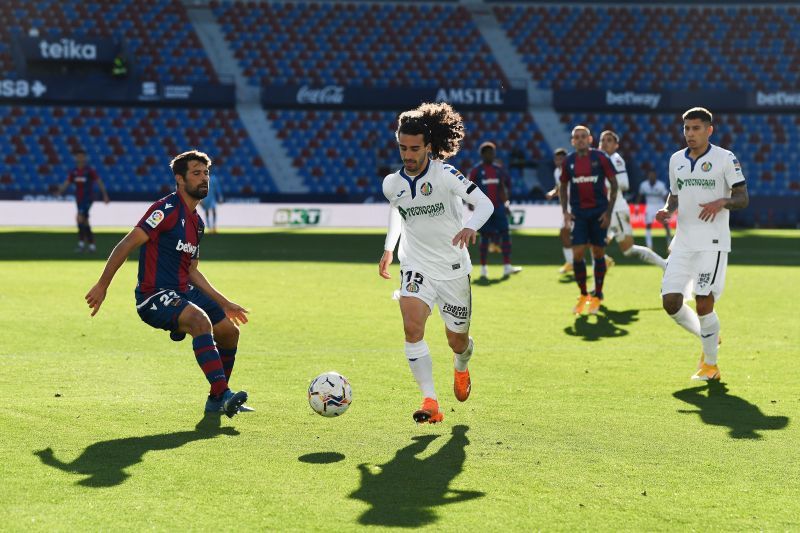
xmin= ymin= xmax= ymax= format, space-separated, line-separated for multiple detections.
xmin=145 ymin=210 xmax=165 ymax=228
xmin=405 ymin=282 xmax=420 ymax=293
xmin=420 ymin=182 xmax=433 ymax=196
xmin=701 ymin=162 xmax=712 ymax=172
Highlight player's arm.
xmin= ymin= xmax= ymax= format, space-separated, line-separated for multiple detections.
xmin=379 ymin=206 xmax=402 ymax=279
xmin=85 ymin=227 xmax=149 ymax=316
xmin=635 ymin=183 xmax=645 ymax=205
xmin=698 ymin=155 xmax=749 ymax=222
xmin=188 ymin=260 xmax=249 ymax=326
xmin=559 ymin=175 xmax=572 ymax=224
xmin=600 ymin=171 xmax=618 ymax=229
xmin=96 ymin=179 xmax=110 ymax=203
xmin=655 ymin=193 xmax=678 ymax=224
xmin=452 ymin=177 xmax=493 ymax=249
xmin=56 ymin=178 xmax=71 ymax=196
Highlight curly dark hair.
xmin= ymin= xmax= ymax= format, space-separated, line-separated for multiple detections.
xmin=396 ymin=102 xmax=465 ymax=160
xmin=170 ymin=149 xmax=212 ymax=177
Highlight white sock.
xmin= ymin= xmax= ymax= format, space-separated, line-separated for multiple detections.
xmin=454 ymin=337 xmax=474 ymax=372
xmin=698 ymin=312 xmax=720 ymax=365
xmin=670 ymin=304 xmax=701 ymax=337
xmin=480 ymin=265 xmax=488 ymax=277
xmin=626 ymin=244 xmax=666 ymax=269
xmin=405 ymin=340 xmax=436 ymax=400
xmin=563 ymin=247 xmax=573 ymax=263
xmin=645 ymin=228 xmax=653 ymax=249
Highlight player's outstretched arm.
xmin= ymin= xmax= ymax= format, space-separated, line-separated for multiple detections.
xmin=85 ymin=227 xmax=149 ymax=316
xmin=97 ymin=179 xmax=110 ymax=203
xmin=188 ymin=261 xmax=249 ymax=326
xmin=56 ymin=179 xmax=70 ymax=196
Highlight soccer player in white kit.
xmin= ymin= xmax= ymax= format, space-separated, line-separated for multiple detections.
xmin=638 ymin=170 xmax=672 ymax=250
xmin=545 ymin=147 xmax=573 ymax=273
xmin=599 ymin=130 xmax=666 ymax=269
xmin=378 ymin=102 xmax=494 ymax=424
xmin=657 ymin=107 xmax=749 ymax=380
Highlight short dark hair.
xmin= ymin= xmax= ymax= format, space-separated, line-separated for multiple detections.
xmin=599 ymin=130 xmax=619 ymax=143
xmin=170 ymin=150 xmax=212 ymax=177
xmin=682 ymin=107 xmax=712 ymax=124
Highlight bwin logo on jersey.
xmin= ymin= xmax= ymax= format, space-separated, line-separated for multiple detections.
xmin=420 ymin=182 xmax=433 ymax=196
xmin=397 ymin=202 xmax=445 ymax=220
xmin=175 ymin=239 xmax=197 ymax=255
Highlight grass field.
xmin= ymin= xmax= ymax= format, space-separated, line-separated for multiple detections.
xmin=1 ymin=228 xmax=798 ymax=531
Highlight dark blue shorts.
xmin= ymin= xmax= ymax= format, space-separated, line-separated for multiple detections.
xmin=571 ymin=207 xmax=608 ymax=246
xmin=479 ymin=206 xmax=509 ymax=235
xmin=77 ymin=201 xmax=93 ymax=216
xmin=135 ymin=286 xmax=226 ymax=333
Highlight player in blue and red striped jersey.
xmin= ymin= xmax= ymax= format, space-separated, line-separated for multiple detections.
xmin=57 ymin=149 xmax=109 ymax=253
xmin=84 ymin=150 xmax=250 ymax=418
xmin=559 ymin=125 xmax=618 ymax=315
xmin=468 ymin=141 xmax=522 ymax=280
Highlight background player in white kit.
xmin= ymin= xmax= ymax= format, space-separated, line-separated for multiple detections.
xmin=545 ymin=147 xmax=573 ymax=273
xmin=638 ymin=170 xmax=672 ymax=250
xmin=599 ymin=131 xmax=666 ymax=269
xmin=378 ymin=102 xmax=493 ymax=424
xmin=657 ymin=107 xmax=748 ymax=380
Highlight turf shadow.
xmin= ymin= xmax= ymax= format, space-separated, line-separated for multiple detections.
xmin=33 ymin=413 xmax=239 ymax=487
xmin=349 ymin=424 xmax=484 ymax=527
xmin=563 ymin=306 xmax=639 ymax=341
xmin=298 ymin=452 xmax=345 ymax=464
xmin=472 ymin=275 xmax=512 ymax=287
xmin=673 ymin=381 xmax=790 ymax=439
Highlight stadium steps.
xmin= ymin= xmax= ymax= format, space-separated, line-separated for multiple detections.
xmin=185 ymin=2 xmax=304 ymax=192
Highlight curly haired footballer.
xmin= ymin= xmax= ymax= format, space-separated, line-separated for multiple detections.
xmin=395 ymin=102 xmax=465 ymax=160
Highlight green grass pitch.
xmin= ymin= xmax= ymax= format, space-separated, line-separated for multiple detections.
xmin=0 ymin=228 xmax=798 ymax=530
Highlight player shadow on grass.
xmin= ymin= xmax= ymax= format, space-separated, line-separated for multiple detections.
xmin=564 ymin=306 xmax=639 ymax=341
xmin=472 ymin=275 xmax=511 ymax=287
xmin=673 ymin=381 xmax=789 ymax=439
xmin=33 ymin=413 xmax=239 ymax=487
xmin=349 ymin=424 xmax=484 ymax=527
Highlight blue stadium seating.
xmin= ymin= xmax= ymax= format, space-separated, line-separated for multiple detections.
xmin=559 ymin=112 xmax=800 ymax=196
xmin=0 ymin=105 xmax=276 ymax=196
xmin=267 ymin=109 xmax=549 ymax=197
xmin=495 ymin=5 xmax=800 ymax=91
xmin=0 ymin=0 xmax=215 ymax=83
xmin=212 ymin=1 xmax=508 ymax=89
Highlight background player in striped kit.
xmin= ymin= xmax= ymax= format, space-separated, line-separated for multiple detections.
xmin=468 ymin=141 xmax=522 ymax=280
xmin=379 ymin=102 xmax=493 ymax=424
xmin=658 ymin=107 xmax=749 ymax=381
xmin=84 ymin=150 xmax=251 ymax=417
xmin=559 ymin=126 xmax=618 ymax=315
xmin=598 ymin=130 xmax=666 ymax=269
xmin=57 ymin=149 xmax=110 ymax=253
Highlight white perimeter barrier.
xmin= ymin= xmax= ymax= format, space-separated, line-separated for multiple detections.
xmin=0 ymin=200 xmax=564 ymax=229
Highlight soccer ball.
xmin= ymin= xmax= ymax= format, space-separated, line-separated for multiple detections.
xmin=308 ymin=371 xmax=352 ymax=417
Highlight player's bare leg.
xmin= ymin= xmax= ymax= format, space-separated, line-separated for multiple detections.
xmin=618 ymin=235 xmax=666 ymax=270
xmin=446 ymin=328 xmax=472 ymax=402
xmin=400 ymin=297 xmax=442 ymax=423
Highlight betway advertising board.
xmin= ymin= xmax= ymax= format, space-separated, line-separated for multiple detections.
xmin=262 ymin=85 xmax=527 ymax=110
xmin=554 ymin=89 xmax=800 ymax=112
xmin=0 ymin=78 xmax=234 ymax=107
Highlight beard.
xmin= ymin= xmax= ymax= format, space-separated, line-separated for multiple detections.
xmin=186 ymin=184 xmax=208 ymax=200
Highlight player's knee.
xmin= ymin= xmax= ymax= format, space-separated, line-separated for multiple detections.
xmin=403 ymin=324 xmax=424 ymax=343
xmin=620 ymin=237 xmax=633 ymax=253
xmin=216 ymin=320 xmax=239 ymax=345
xmin=186 ymin=310 xmax=212 ymax=336
xmin=695 ymin=296 xmax=714 ymax=316
xmin=447 ymin=335 xmax=468 ymax=354
xmin=662 ymin=294 xmax=682 ymax=315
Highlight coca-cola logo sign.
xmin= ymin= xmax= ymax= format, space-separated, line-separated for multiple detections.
xmin=296 ymin=85 xmax=344 ymax=105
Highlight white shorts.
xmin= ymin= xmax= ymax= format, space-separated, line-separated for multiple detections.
xmin=661 ymin=250 xmax=728 ymax=301
xmin=398 ymin=269 xmax=471 ymax=333
xmin=645 ymin=205 xmax=660 ymax=225
xmin=607 ymin=209 xmax=633 ymax=242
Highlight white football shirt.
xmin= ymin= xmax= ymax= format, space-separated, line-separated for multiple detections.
xmin=604 ymin=151 xmax=629 ymax=213
xmin=383 ymin=159 xmax=492 ymax=280
xmin=639 ymin=180 xmax=669 ymax=207
xmin=668 ymin=144 xmax=745 ymax=252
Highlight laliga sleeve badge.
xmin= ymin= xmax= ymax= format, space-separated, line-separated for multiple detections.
xmin=145 ymin=210 xmax=165 ymax=228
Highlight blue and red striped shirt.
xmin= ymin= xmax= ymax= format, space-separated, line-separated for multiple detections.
xmin=135 ymin=192 xmax=204 ymax=295
xmin=67 ymin=166 xmax=101 ymax=204
xmin=560 ymin=149 xmax=616 ymax=212
xmin=468 ymin=162 xmax=510 ymax=208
